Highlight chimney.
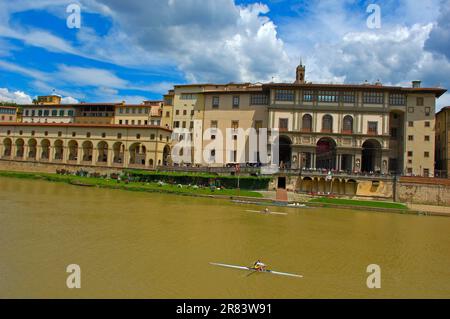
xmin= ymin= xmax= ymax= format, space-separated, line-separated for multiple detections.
xmin=412 ymin=80 xmax=421 ymax=88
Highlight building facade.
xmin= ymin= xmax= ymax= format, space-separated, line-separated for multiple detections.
xmin=0 ymin=123 xmax=172 ymax=169
xmin=22 ymin=105 xmax=76 ymax=124
xmin=0 ymin=106 xmax=18 ymax=123
xmin=167 ymin=65 xmax=445 ymax=176
xmin=436 ymin=106 xmax=450 ymax=177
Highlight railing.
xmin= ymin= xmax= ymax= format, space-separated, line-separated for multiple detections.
xmin=156 ymin=165 xmax=261 ymax=175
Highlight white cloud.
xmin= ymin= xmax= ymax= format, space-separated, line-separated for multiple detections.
xmin=0 ymin=88 xmax=32 ymax=104
xmin=61 ymin=96 xmax=79 ymax=104
xmin=55 ymin=65 xmax=128 ymax=88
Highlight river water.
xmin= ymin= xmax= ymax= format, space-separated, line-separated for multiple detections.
xmin=0 ymin=177 xmax=449 ymax=299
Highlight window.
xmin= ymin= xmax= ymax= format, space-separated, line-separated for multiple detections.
xmin=183 ymin=110 xmax=187 ymax=116
xmin=303 ymin=90 xmax=315 ymax=102
xmin=389 ymin=93 xmax=406 ymax=106
xmin=424 ymin=152 xmax=430 ymax=158
xmin=59 ymin=110 xmax=65 ymax=117
xmin=364 ymin=92 xmax=384 ymax=104
xmin=180 ymin=93 xmax=197 ymax=100
xmin=58 ymin=131 xmax=62 ymax=137
xmin=279 ymin=118 xmax=289 ymax=131
xmin=191 ymin=110 xmax=195 ymax=116
xmin=211 ymin=135 xmax=216 ymax=140
xmin=38 ymin=110 xmax=43 ymax=116
xmin=408 ymin=151 xmax=413 ymax=157
xmin=322 ymin=115 xmax=333 ymax=132
xmin=166 ymin=111 xmax=170 ymax=118
xmin=317 ymin=91 xmax=339 ymax=103
xmin=425 ymin=136 xmax=430 ymax=142
xmin=343 ymin=116 xmax=353 ymax=133
xmin=390 ymin=128 xmax=398 ymax=138
xmin=119 ymin=120 xmax=123 ymax=125
xmin=68 ymin=110 xmax=74 ymax=117
xmin=119 ymin=108 xmax=123 ymax=114
xmin=136 ymin=134 xmax=141 ymax=139
xmin=425 ymin=107 xmax=431 ymax=116
xmin=231 ymin=121 xmax=239 ymax=130
xmin=408 ymin=107 xmax=414 ymax=113
xmin=86 ymin=133 xmax=91 ymax=138
xmin=182 ymin=121 xmax=186 ymax=128
xmin=417 ymin=97 xmax=424 ymax=106
xmin=341 ymin=91 xmax=356 ymax=103
xmin=212 ymin=96 xmax=220 ymax=108
xmin=232 ymin=96 xmax=240 ymax=108
xmin=190 ymin=122 xmax=194 ymax=129
xmin=408 ymin=121 xmax=414 ymax=127
xmin=211 ymin=121 xmax=218 ymax=129
xmin=117 ymin=133 xmax=122 ymax=139
xmin=368 ymin=122 xmax=378 ymax=135
xmin=250 ymin=94 xmax=269 ymax=105
xmin=102 ymin=133 xmax=106 ymax=138
xmin=44 ymin=110 xmax=50 ymax=116
xmin=25 ymin=110 xmax=29 ymax=116
xmin=424 ymin=169 xmax=430 ymax=177
xmin=72 ymin=132 xmax=76 ymax=137
xmin=408 ymin=135 xmax=414 ymax=141
xmin=174 ymin=121 xmax=180 ymax=128
xmin=302 ymin=114 xmax=312 ymax=132
xmin=175 ymin=110 xmax=180 ymax=115
xmin=425 ymin=121 xmax=431 ymax=128
xmin=275 ymin=90 xmax=295 ymax=102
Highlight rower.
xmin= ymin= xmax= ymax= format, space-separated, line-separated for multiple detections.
xmin=253 ymin=260 xmax=267 ymax=271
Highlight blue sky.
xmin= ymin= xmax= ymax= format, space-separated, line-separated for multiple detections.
xmin=0 ymin=0 xmax=449 ymax=109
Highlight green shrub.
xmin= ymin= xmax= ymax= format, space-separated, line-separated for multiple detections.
xmin=125 ymin=170 xmax=271 ymax=190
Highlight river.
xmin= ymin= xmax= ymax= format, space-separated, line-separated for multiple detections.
xmin=0 ymin=177 xmax=449 ymax=298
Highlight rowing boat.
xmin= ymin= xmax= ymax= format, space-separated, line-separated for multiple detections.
xmin=245 ymin=210 xmax=288 ymax=216
xmin=210 ymin=262 xmax=303 ymax=278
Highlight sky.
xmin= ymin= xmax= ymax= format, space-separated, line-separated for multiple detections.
xmin=0 ymin=0 xmax=449 ymax=109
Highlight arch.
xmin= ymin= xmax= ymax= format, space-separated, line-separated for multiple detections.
xmin=15 ymin=138 xmax=25 ymax=158
xmin=316 ymin=137 xmax=337 ymax=170
xmin=54 ymin=140 xmax=64 ymax=160
xmin=3 ymin=138 xmax=12 ymax=157
xmin=113 ymin=142 xmax=124 ymax=164
xmin=362 ymin=139 xmax=382 ymax=173
xmin=343 ymin=115 xmax=354 ymax=133
xmin=129 ymin=143 xmax=146 ymax=165
xmin=277 ymin=135 xmax=292 ymax=169
xmin=28 ymin=139 xmax=37 ymax=159
xmin=163 ymin=145 xmax=171 ymax=166
xmin=97 ymin=141 xmax=108 ymax=163
xmin=149 ymin=159 xmax=154 ymax=167
xmin=322 ymin=114 xmax=333 ymax=133
xmin=41 ymin=139 xmax=50 ymax=160
xmin=300 ymin=177 xmax=313 ymax=193
xmin=82 ymin=141 xmax=93 ymax=162
xmin=345 ymin=179 xmax=358 ymax=196
xmin=68 ymin=140 xmax=78 ymax=161
xmin=302 ymin=114 xmax=313 ymax=132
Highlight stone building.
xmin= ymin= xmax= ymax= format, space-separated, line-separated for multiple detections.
xmin=0 ymin=123 xmax=172 ymax=169
xmin=436 ymin=106 xmax=450 ymax=177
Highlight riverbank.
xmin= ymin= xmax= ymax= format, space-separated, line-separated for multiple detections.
xmin=0 ymin=170 xmax=263 ymax=199
xmin=1 ymin=169 xmax=449 ymax=217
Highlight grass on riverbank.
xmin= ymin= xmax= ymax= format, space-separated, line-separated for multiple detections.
xmin=0 ymin=171 xmax=263 ymax=198
xmin=309 ymin=197 xmax=408 ymax=210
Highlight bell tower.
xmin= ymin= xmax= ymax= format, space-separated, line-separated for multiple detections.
xmin=295 ymin=59 xmax=306 ymax=84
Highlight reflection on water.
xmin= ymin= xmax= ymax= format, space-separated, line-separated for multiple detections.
xmin=0 ymin=177 xmax=449 ymax=298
